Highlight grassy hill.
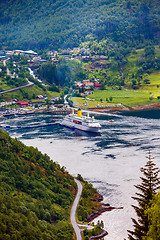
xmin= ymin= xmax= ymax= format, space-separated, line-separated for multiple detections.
xmin=71 ymin=46 xmax=160 ymax=108
xmin=0 ymin=0 xmax=160 ymax=50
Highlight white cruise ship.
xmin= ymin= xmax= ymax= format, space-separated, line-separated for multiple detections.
xmin=61 ymin=109 xmax=101 ymax=133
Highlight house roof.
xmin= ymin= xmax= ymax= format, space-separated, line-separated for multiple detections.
xmin=95 ymin=83 xmax=102 ymax=87
xmin=17 ymin=101 xmax=29 ymax=105
xmin=83 ymin=80 xmax=94 ymax=86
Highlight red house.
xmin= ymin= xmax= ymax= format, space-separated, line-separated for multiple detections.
xmin=17 ymin=101 xmax=29 ymax=106
xmin=95 ymin=83 xmax=102 ymax=88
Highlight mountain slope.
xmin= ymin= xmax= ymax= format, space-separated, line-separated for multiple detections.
xmin=0 ymin=129 xmax=76 ymax=239
xmin=0 ymin=0 xmax=160 ymax=50
xmin=0 ymin=128 xmax=104 ymax=239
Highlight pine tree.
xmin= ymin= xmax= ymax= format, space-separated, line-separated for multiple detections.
xmin=128 ymin=151 xmax=160 ymax=240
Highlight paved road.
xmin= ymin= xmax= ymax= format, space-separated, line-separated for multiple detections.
xmin=0 ymin=60 xmax=34 ymax=95
xmin=71 ymin=179 xmax=83 ymax=240
xmin=0 ymin=81 xmax=34 ymax=95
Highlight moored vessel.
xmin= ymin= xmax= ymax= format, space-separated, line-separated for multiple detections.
xmin=61 ymin=109 xmax=101 ymax=133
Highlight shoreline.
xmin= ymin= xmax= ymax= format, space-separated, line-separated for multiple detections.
xmin=125 ymin=102 xmax=160 ymax=111
xmin=87 ymin=204 xmax=123 ymax=223
xmin=88 ymin=102 xmax=160 ymax=113
xmin=0 ymin=102 xmax=160 ymax=117
xmin=0 ymin=102 xmax=159 ymax=121
xmin=87 ymin=193 xmax=123 ymax=223
xmin=85 ymin=194 xmax=123 ymax=239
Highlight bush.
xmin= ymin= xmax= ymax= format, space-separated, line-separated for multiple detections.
xmin=144 ymin=79 xmax=150 ymax=84
xmin=149 ymin=96 xmax=153 ymax=101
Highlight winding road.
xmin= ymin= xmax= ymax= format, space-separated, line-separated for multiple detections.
xmin=71 ymin=179 xmax=83 ymax=240
xmin=71 ymin=179 xmax=106 ymax=240
xmin=0 ymin=60 xmax=34 ymax=95
xmin=0 ymin=81 xmax=34 ymax=95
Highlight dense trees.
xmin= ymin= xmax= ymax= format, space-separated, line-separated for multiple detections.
xmin=137 ymin=45 xmax=160 ymax=74
xmin=128 ymin=152 xmax=160 ymax=240
xmin=37 ymin=60 xmax=71 ymax=87
xmin=0 ymin=0 xmax=159 ymax=51
xmin=0 ymin=129 xmax=76 ymax=239
xmin=143 ymin=193 xmax=160 ymax=239
xmin=0 ymin=129 xmax=103 ymax=239
xmin=37 ymin=58 xmax=85 ymax=87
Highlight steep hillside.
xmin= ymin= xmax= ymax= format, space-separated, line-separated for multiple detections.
xmin=0 ymin=0 xmax=160 ymax=50
xmin=0 ymin=129 xmax=76 ymax=239
xmin=0 ymin=128 xmax=104 ymax=239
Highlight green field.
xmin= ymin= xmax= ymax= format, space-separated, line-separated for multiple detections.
xmin=72 ymin=70 xmax=160 ymax=108
xmin=76 ymin=46 xmax=160 ymax=108
xmin=71 ymin=96 xmax=119 ymax=109
xmin=90 ymin=89 xmax=159 ymax=107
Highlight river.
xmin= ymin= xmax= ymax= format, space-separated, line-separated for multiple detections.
xmin=2 ymin=109 xmax=160 ymax=240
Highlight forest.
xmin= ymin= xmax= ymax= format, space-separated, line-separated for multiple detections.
xmin=0 ymin=129 xmax=75 ymax=239
xmin=0 ymin=129 xmax=102 ymax=239
xmin=0 ymin=0 xmax=159 ymax=51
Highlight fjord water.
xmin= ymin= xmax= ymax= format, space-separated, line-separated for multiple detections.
xmin=4 ymin=110 xmax=160 ymax=240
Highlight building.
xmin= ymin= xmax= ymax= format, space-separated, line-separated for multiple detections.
xmin=36 ymin=95 xmax=44 ymax=100
xmin=14 ymin=50 xmax=37 ymax=56
xmin=75 ymin=81 xmax=84 ymax=88
xmin=83 ymin=80 xmax=94 ymax=88
xmin=17 ymin=101 xmax=29 ymax=106
xmin=85 ymin=90 xmax=93 ymax=95
xmin=50 ymin=96 xmax=60 ymax=102
xmin=95 ymin=83 xmax=102 ymax=89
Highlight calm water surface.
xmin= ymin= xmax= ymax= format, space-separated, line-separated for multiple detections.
xmin=2 ymin=110 xmax=160 ymax=240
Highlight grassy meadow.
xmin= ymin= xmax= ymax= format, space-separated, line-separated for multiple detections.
xmin=72 ymin=70 xmax=160 ymax=108
xmin=72 ymin=47 xmax=160 ymax=109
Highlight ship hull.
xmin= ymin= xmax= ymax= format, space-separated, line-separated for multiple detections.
xmin=61 ymin=116 xmax=101 ymax=133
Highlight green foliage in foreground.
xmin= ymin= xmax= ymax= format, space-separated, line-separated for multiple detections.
xmin=0 ymin=129 xmax=76 ymax=239
xmin=128 ymin=152 xmax=160 ymax=240
xmin=143 ymin=193 xmax=160 ymax=240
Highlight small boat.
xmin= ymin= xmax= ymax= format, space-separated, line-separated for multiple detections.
xmin=15 ymin=110 xmax=27 ymax=116
xmin=61 ymin=109 xmax=101 ymax=133
xmin=3 ymin=110 xmax=15 ymax=117
xmin=16 ymin=109 xmax=35 ymax=116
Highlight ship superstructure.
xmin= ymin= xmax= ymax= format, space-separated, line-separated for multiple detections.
xmin=61 ymin=109 xmax=101 ymax=133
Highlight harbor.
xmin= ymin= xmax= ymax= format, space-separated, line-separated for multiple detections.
xmin=0 ymin=107 xmax=72 ymax=119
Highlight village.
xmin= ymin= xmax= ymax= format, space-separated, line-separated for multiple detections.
xmin=0 ymin=47 xmax=121 ymax=113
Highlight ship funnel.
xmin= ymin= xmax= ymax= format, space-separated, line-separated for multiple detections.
xmin=77 ymin=109 xmax=82 ymax=117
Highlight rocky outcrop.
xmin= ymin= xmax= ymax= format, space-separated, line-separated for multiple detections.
xmin=89 ymin=230 xmax=108 ymax=240
xmin=87 ymin=204 xmax=123 ymax=222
